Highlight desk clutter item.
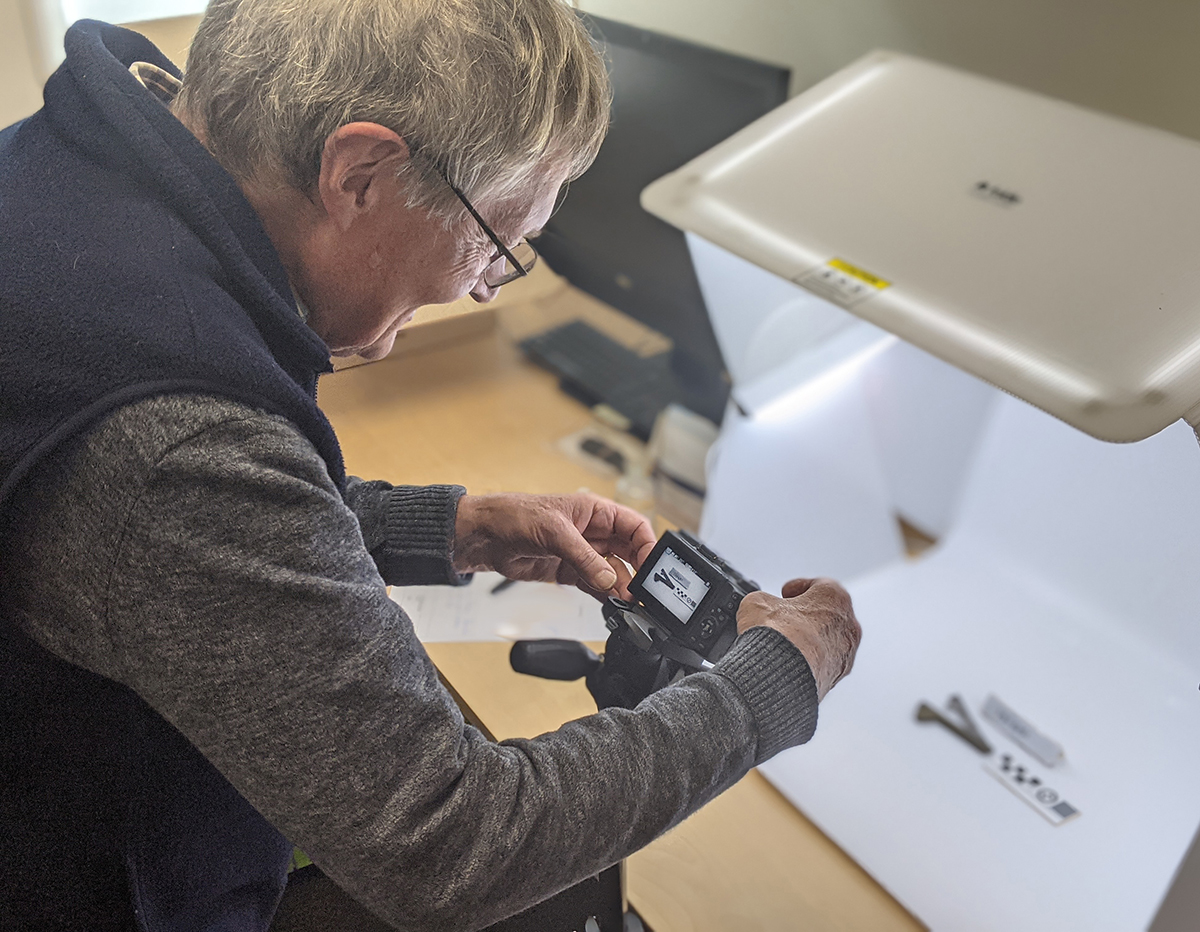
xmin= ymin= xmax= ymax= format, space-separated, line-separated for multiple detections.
xmin=520 ymin=320 xmax=690 ymax=440
xmin=557 ymin=423 xmax=648 ymax=479
xmin=648 ymin=404 xmax=718 ymax=532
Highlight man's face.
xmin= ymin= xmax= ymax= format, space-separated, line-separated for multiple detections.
xmin=299 ymin=165 xmax=568 ymax=361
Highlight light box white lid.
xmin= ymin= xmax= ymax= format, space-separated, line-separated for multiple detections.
xmin=642 ymin=51 xmax=1200 ymax=442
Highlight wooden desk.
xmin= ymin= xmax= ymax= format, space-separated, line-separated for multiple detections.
xmin=318 ymin=269 xmax=924 ymax=932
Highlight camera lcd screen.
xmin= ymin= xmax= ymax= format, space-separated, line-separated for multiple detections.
xmin=642 ymin=547 xmax=711 ymax=623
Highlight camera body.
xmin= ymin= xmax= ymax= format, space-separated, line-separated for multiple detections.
xmin=614 ymin=529 xmax=758 ymax=662
xmin=510 ymin=529 xmax=759 ymax=710
xmin=586 ymin=531 xmax=758 ymax=707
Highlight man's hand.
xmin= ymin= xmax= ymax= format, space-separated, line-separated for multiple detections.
xmin=453 ymin=492 xmax=657 ymax=599
xmin=736 ymin=578 xmax=861 ymax=701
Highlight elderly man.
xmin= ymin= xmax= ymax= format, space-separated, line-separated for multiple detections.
xmin=0 ymin=1 xmax=860 ymax=930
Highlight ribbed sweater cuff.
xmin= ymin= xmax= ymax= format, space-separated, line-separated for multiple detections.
xmin=382 ymin=484 xmax=470 ymax=587
xmin=712 ymin=626 xmax=819 ymax=764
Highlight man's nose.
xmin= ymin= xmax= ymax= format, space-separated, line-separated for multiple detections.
xmin=470 ymin=280 xmax=499 ymax=303
xmin=470 ymin=256 xmax=504 ymax=303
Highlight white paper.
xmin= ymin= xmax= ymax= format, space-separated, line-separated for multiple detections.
xmin=391 ymin=572 xmax=609 ymax=643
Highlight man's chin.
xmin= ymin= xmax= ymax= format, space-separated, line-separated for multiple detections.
xmin=332 ymin=334 xmax=398 ymax=362
xmin=357 ymin=341 xmax=395 ymax=361
xmin=327 ymin=312 xmax=415 ymax=361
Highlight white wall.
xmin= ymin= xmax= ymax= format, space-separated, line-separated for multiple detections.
xmin=0 ymin=0 xmax=195 ymax=128
xmin=579 ymin=0 xmax=1200 ymax=142
xmin=122 ymin=12 xmax=200 ymax=64
xmin=4 ymin=1 xmax=1199 ymax=141
xmin=0 ymin=0 xmax=47 ymax=126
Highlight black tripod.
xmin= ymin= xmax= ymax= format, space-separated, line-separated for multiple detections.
xmin=486 ymin=621 xmax=698 ymax=932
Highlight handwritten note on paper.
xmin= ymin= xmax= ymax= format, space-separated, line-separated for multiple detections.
xmin=391 ymin=572 xmax=610 ymax=643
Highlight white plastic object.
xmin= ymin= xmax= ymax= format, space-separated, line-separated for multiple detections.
xmin=644 ymin=51 xmax=1200 ymax=442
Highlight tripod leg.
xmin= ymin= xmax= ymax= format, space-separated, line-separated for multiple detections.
xmin=481 ymin=863 xmax=625 ymax=931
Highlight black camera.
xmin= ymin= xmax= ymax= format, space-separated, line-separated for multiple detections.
xmin=605 ymin=530 xmax=757 ymax=667
xmin=510 ymin=530 xmax=759 ymax=710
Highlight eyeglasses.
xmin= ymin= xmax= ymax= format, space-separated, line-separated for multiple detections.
xmin=440 ymin=175 xmax=538 ymax=289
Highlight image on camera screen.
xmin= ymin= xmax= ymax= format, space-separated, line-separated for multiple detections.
xmin=644 ymin=548 xmax=711 ymax=623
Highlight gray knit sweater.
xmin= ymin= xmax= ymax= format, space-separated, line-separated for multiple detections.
xmin=2 ymin=393 xmax=818 ymax=930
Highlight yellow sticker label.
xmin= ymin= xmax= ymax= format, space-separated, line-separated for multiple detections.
xmin=828 ymin=258 xmax=891 ymax=290
xmin=796 ymin=258 xmax=894 ymax=308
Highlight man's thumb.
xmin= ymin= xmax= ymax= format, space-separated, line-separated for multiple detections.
xmin=564 ymin=537 xmax=618 ymax=590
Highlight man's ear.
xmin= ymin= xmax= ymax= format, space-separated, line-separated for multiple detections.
xmin=316 ymin=122 xmax=411 ymax=227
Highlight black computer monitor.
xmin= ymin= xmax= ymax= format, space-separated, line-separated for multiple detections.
xmin=535 ymin=15 xmax=790 ymax=425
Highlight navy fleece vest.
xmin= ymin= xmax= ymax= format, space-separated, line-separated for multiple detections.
xmin=0 ymin=22 xmax=345 ymax=931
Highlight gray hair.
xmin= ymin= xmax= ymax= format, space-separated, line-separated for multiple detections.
xmin=175 ymin=0 xmax=611 ymax=218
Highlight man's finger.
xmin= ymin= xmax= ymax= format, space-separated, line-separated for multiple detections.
xmin=781 ymin=578 xmax=815 ymax=599
xmin=799 ymin=577 xmax=854 ymax=611
xmin=607 ymin=554 xmax=634 ymax=599
xmin=552 ymin=522 xmax=619 ymax=591
xmin=592 ymin=502 xmax=656 ymax=568
xmin=734 ymin=590 xmax=779 ymax=633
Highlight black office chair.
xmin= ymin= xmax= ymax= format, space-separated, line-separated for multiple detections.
xmin=271 ymin=853 xmax=635 ymax=932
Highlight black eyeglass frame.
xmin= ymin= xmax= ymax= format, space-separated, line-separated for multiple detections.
xmin=440 ymin=175 xmax=538 ymax=288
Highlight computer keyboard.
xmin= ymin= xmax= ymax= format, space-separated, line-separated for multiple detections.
xmin=519 ymin=320 xmax=687 ymax=439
